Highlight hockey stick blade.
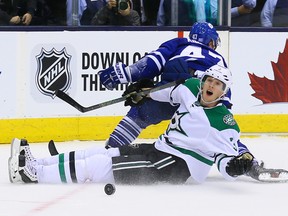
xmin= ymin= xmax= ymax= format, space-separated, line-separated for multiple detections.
xmin=55 ymin=90 xmax=86 ymax=112
xmin=55 ymin=79 xmax=185 ymax=113
xmin=48 ymin=140 xmax=59 ymax=156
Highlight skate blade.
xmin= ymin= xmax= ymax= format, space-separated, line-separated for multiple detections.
xmin=258 ymin=171 xmax=288 ymax=183
xmin=10 ymin=138 xmax=21 ymax=157
xmin=8 ymin=155 xmax=21 ymax=183
xmin=8 ymin=138 xmax=22 ymax=183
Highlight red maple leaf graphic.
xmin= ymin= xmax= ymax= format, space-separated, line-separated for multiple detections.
xmin=248 ymin=39 xmax=288 ymax=103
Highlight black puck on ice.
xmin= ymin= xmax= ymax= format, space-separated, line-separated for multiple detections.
xmin=104 ymin=183 xmax=116 ymax=195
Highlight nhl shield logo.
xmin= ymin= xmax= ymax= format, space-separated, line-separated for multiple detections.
xmin=36 ymin=48 xmax=72 ymax=98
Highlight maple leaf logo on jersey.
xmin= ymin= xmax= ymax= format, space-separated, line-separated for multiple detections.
xmin=248 ymin=39 xmax=288 ymax=103
xmin=36 ymin=48 xmax=72 ymax=98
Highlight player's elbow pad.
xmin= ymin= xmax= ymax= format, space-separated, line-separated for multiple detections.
xmin=128 ymin=56 xmax=162 ymax=82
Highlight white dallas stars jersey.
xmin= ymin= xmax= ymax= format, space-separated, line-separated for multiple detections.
xmin=150 ymin=78 xmax=240 ymax=183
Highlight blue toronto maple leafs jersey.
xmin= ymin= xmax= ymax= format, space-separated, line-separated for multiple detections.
xmin=129 ymin=37 xmax=228 ymax=81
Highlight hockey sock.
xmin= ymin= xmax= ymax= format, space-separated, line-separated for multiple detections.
xmin=107 ymin=116 xmax=143 ymax=147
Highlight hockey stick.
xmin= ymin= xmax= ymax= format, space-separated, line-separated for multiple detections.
xmin=54 ymin=79 xmax=185 ymax=113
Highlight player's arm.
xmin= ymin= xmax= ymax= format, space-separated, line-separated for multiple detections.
xmin=98 ymin=38 xmax=183 ymax=90
xmin=160 ymin=58 xmax=193 ymax=82
xmin=121 ymin=79 xmax=174 ymax=107
xmin=121 ymin=76 xmax=189 ymax=107
xmin=215 ymin=152 xmax=253 ymax=180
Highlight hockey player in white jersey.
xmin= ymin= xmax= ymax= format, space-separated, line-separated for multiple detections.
xmin=95 ymin=21 xmax=288 ymax=182
xmin=9 ymin=65 xmax=259 ymax=184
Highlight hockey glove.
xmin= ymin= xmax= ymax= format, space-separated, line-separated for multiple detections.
xmin=98 ymin=62 xmax=131 ymax=90
xmin=237 ymin=152 xmax=254 ymax=161
xmin=122 ymin=79 xmax=155 ymax=106
xmin=226 ymin=153 xmax=253 ymax=177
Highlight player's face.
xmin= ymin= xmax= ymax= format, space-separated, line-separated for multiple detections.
xmin=208 ymin=41 xmax=216 ymax=50
xmin=201 ymin=76 xmax=225 ymax=107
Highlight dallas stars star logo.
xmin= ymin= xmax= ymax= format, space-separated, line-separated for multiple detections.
xmin=166 ymin=111 xmax=189 ymax=136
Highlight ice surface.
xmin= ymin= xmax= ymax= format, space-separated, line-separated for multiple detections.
xmin=1 ymin=136 xmax=288 ymax=216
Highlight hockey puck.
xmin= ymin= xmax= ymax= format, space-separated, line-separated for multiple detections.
xmin=104 ymin=183 xmax=116 ymax=195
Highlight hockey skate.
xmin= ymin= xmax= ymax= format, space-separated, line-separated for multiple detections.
xmin=248 ymin=162 xmax=288 ymax=183
xmin=8 ymin=138 xmax=24 ymax=183
xmin=8 ymin=138 xmax=38 ymax=183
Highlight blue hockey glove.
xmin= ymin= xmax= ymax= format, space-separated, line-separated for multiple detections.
xmin=122 ymin=79 xmax=155 ymax=106
xmin=226 ymin=153 xmax=253 ymax=177
xmin=98 ymin=62 xmax=131 ymax=90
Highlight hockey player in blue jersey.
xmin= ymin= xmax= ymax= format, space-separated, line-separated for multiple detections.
xmin=96 ymin=21 xmax=288 ymax=182
xmin=99 ymin=21 xmax=230 ymax=147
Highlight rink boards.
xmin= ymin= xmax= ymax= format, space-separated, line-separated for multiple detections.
xmin=0 ymin=29 xmax=288 ymax=143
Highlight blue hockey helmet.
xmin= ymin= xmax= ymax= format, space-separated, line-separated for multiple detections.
xmin=189 ymin=22 xmax=220 ymax=50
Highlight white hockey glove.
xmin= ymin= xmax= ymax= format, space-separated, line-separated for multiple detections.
xmin=98 ymin=62 xmax=131 ymax=90
xmin=226 ymin=152 xmax=254 ymax=177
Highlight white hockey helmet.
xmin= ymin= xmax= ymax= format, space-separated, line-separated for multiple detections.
xmin=201 ymin=64 xmax=232 ymax=94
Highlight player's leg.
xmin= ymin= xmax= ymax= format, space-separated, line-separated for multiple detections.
xmin=42 ymin=144 xmax=120 ymax=165
xmin=113 ymin=143 xmax=190 ymax=184
xmin=107 ymin=100 xmax=178 ymax=147
xmin=9 ymin=139 xmax=117 ymax=184
xmin=35 ymin=152 xmax=114 ymax=184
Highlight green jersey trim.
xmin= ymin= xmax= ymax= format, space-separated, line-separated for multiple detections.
xmin=171 ymin=145 xmax=214 ymax=166
xmin=183 ymin=78 xmax=200 ymax=97
xmin=204 ymin=106 xmax=240 ymax=132
xmin=58 ymin=153 xmax=67 ymax=183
